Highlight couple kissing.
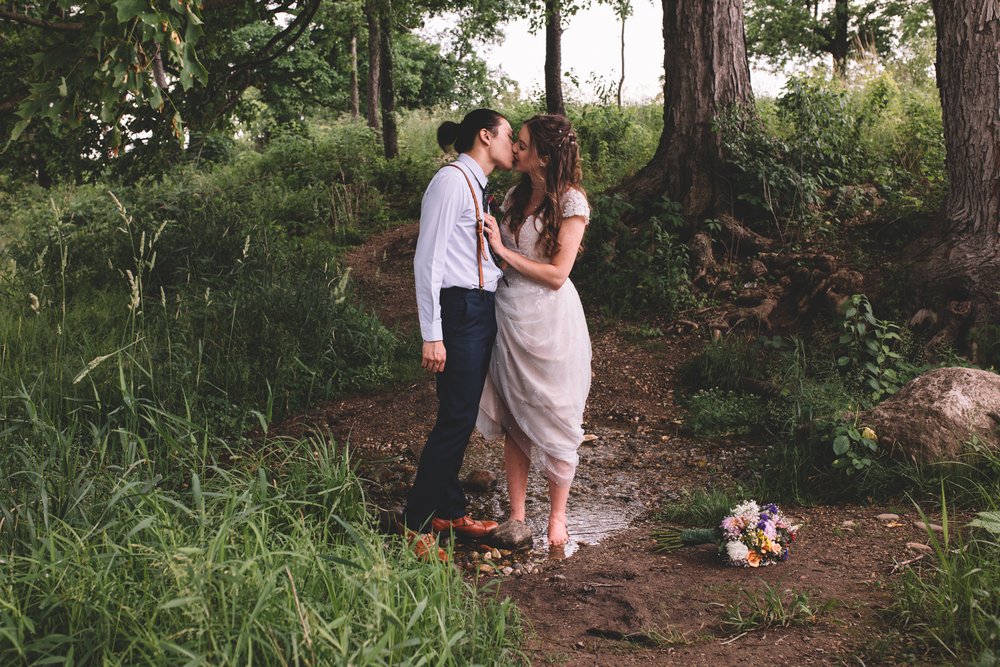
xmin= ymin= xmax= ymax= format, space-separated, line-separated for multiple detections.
xmin=401 ymin=108 xmax=592 ymax=563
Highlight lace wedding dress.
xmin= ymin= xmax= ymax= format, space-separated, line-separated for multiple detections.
xmin=477 ymin=187 xmax=592 ymax=486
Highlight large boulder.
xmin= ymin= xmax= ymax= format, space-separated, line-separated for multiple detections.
xmin=862 ymin=367 xmax=1000 ymax=464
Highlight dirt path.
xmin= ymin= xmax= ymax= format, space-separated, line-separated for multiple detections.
xmin=278 ymin=224 xmax=937 ymax=666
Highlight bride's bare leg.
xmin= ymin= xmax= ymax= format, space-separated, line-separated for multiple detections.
xmin=547 ymin=478 xmax=571 ymax=546
xmin=504 ymin=433 xmax=530 ymax=522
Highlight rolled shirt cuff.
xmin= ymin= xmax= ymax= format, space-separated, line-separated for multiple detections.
xmin=421 ymin=320 xmax=443 ymax=342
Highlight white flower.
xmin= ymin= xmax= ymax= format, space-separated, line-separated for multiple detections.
xmin=731 ymin=500 xmax=760 ymax=522
xmin=725 ymin=540 xmax=749 ymax=564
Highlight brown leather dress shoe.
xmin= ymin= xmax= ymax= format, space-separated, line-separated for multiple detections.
xmin=402 ymin=529 xmax=448 ymax=563
xmin=431 ymin=515 xmax=499 ymax=539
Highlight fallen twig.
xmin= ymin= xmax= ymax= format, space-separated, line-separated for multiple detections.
xmin=889 ymin=553 xmax=926 ymax=574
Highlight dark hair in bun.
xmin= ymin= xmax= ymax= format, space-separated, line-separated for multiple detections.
xmin=437 ymin=108 xmax=506 ymax=153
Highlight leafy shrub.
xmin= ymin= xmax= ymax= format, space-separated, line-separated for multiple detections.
xmin=720 ymin=72 xmax=945 ymax=241
xmin=1 ymin=177 xmax=396 ymax=429
xmin=681 ymin=336 xmax=767 ymax=391
xmin=569 ymin=103 xmax=662 ymax=192
xmin=836 ymin=294 xmax=921 ymax=405
xmin=685 ymin=388 xmax=766 ymax=437
xmin=577 ymin=194 xmax=695 ymax=317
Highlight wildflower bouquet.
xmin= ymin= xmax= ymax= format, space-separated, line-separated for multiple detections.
xmin=654 ymin=500 xmax=798 ymax=567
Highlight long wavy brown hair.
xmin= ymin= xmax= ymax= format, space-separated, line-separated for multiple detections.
xmin=506 ymin=114 xmax=585 ymax=258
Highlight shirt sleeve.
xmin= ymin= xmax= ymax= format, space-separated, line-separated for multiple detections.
xmin=414 ymin=168 xmax=465 ymax=341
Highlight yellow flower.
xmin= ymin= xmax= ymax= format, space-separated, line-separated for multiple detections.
xmin=861 ymin=427 xmax=877 ymax=441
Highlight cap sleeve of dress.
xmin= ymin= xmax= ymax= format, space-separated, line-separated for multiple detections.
xmin=561 ymin=188 xmax=590 ymax=225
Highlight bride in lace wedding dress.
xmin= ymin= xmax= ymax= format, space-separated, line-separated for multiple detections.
xmin=477 ymin=114 xmax=592 ymax=549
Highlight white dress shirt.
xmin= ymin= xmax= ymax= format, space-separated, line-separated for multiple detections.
xmin=414 ymin=153 xmax=503 ymax=342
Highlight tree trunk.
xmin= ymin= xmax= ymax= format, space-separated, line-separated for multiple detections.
xmin=831 ymin=0 xmax=849 ymax=77
xmin=617 ymin=13 xmax=626 ymax=108
xmin=544 ymin=0 xmax=565 ymax=115
xmin=615 ymin=0 xmax=754 ymax=224
xmin=349 ymin=32 xmax=360 ymax=120
xmin=923 ymin=0 xmax=1000 ymax=319
xmin=378 ymin=0 xmax=398 ymax=159
xmin=365 ymin=0 xmax=380 ymax=130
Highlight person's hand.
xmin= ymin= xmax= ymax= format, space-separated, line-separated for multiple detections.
xmin=422 ymin=340 xmax=446 ymax=373
xmin=482 ymin=213 xmax=506 ymax=257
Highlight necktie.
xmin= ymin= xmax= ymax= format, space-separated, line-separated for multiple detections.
xmin=482 ymin=182 xmax=492 ymax=215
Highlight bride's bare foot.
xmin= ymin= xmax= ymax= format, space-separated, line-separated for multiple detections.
xmin=547 ymin=517 xmax=568 ymax=546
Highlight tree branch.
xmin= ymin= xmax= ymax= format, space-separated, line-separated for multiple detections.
xmin=227 ymin=0 xmax=322 ymax=76
xmin=0 ymin=9 xmax=83 ymax=31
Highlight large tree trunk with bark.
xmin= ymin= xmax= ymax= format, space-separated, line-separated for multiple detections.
xmin=544 ymin=0 xmax=565 ymax=115
xmin=365 ymin=0 xmax=380 ymax=130
xmin=378 ymin=0 xmax=398 ymax=158
xmin=922 ymin=0 xmax=1000 ymax=323
xmin=349 ymin=32 xmax=360 ymax=120
xmin=616 ymin=0 xmax=753 ymax=224
xmin=831 ymin=0 xmax=849 ymax=77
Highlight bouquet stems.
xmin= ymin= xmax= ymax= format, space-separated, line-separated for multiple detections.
xmin=653 ymin=527 xmax=717 ymax=552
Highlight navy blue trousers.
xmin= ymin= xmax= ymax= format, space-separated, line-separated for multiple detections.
xmin=404 ymin=287 xmax=497 ymax=530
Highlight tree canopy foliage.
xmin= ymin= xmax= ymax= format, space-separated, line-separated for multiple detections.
xmin=745 ymin=0 xmax=934 ymax=75
xmin=0 ymin=0 xmax=512 ymax=184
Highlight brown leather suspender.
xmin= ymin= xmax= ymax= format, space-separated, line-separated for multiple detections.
xmin=443 ymin=163 xmax=488 ymax=291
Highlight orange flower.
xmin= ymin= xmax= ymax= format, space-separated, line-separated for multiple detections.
xmin=746 ymin=551 xmax=761 ymax=567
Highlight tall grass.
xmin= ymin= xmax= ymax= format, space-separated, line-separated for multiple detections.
xmin=892 ymin=482 xmax=1000 ymax=664
xmin=0 ymin=412 xmax=522 ymax=664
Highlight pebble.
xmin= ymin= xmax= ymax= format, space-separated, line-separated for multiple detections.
xmin=549 ymin=574 xmax=567 ymax=581
xmin=581 ymin=433 xmax=599 ymax=444
xmin=501 ymin=566 xmax=514 ymax=576
xmin=490 ymin=548 xmax=501 ymax=560
xmin=913 ymin=521 xmax=944 ymax=533
xmin=907 ymin=542 xmax=933 ymax=552
xmin=482 ymin=550 xmax=494 ymax=560
xmin=876 ymin=513 xmax=900 ymax=521
xmin=478 ymin=564 xmax=493 ymax=574
xmin=842 ymin=520 xmax=856 ymax=528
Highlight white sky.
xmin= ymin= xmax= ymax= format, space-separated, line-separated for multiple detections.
xmin=425 ymin=2 xmax=787 ymax=103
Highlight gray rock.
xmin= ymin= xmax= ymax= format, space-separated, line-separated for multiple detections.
xmin=862 ymin=367 xmax=1000 ymax=464
xmin=490 ymin=519 xmax=533 ymax=550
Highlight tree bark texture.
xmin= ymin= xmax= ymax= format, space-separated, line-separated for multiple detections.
xmin=378 ymin=0 xmax=398 ymax=159
xmin=617 ymin=14 xmax=626 ymax=108
xmin=616 ymin=0 xmax=753 ymax=224
xmin=365 ymin=0 xmax=380 ymax=130
xmin=349 ymin=32 xmax=360 ymax=120
xmin=831 ymin=0 xmax=849 ymax=76
xmin=924 ymin=0 xmax=1000 ymax=317
xmin=544 ymin=0 xmax=565 ymax=115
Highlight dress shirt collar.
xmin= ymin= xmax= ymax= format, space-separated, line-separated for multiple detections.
xmin=456 ymin=153 xmax=488 ymax=190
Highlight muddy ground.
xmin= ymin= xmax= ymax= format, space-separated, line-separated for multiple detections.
xmin=276 ymin=223 xmax=942 ymax=666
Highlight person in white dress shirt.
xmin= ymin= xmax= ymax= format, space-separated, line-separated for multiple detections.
xmin=478 ymin=114 xmax=592 ymax=551
xmin=403 ymin=109 xmax=515 ymax=557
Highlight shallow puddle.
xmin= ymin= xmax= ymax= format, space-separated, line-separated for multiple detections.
xmin=460 ymin=433 xmax=646 ymax=559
